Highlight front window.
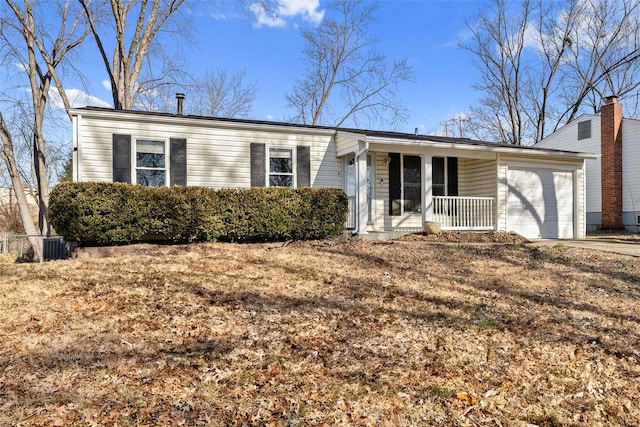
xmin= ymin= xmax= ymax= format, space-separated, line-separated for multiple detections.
xmin=432 ymin=157 xmax=458 ymax=196
xmin=136 ymin=139 xmax=166 ymax=186
xmin=403 ymin=155 xmax=421 ymax=213
xmin=389 ymin=153 xmax=423 ymax=216
xmin=269 ymin=148 xmax=294 ymax=187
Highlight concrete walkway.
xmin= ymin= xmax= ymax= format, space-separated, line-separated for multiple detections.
xmin=528 ymin=237 xmax=640 ymax=257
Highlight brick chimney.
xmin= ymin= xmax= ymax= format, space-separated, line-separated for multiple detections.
xmin=600 ymin=95 xmax=624 ymax=229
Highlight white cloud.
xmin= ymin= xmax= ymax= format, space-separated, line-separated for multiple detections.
xmin=266 ymin=114 xmax=275 ymax=121
xmin=101 ymin=80 xmax=111 ymax=90
xmin=278 ymin=0 xmax=324 ymax=24
xmin=49 ymin=87 xmax=111 ymax=109
xmin=14 ymin=62 xmax=29 ymax=72
xmin=251 ymin=0 xmax=324 ymax=28
xmin=251 ymin=3 xmax=286 ymax=28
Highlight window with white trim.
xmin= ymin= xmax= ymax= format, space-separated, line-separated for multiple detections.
xmin=268 ymin=147 xmax=294 ymax=187
xmin=403 ymin=155 xmax=422 ymax=213
xmin=432 ymin=157 xmax=458 ymax=196
xmin=135 ymin=139 xmax=167 ymax=187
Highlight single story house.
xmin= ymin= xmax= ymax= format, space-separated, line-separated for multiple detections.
xmin=536 ymin=96 xmax=638 ymax=232
xmin=70 ymin=103 xmax=596 ymax=239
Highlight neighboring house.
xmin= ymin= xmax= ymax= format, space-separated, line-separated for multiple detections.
xmin=0 ymin=187 xmax=36 ymax=205
xmin=537 ymin=96 xmax=639 ymax=232
xmin=70 ymin=103 xmax=595 ymax=239
xmin=0 ymin=187 xmax=38 ymax=233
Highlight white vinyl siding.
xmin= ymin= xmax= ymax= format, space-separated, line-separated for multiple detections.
xmin=374 ymin=152 xmax=388 ymax=230
xmin=576 ymin=167 xmax=586 ymax=238
xmin=622 ymin=120 xmax=640 ymax=213
xmin=458 ymin=158 xmax=496 ymax=198
xmin=497 ymin=159 xmax=508 ymax=233
xmin=536 ymin=115 xmax=601 ymax=214
xmin=75 ymin=113 xmax=342 ymax=189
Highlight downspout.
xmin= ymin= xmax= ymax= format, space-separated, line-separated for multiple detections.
xmin=352 ymin=139 xmax=369 ymax=235
xmin=72 ymin=114 xmax=80 ymax=182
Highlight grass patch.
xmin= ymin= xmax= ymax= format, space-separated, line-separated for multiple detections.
xmin=428 ymin=385 xmax=455 ymax=400
xmin=478 ymin=318 xmax=499 ymax=329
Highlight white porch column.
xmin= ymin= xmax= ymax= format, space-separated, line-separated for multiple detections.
xmin=356 ymin=142 xmax=368 ymax=235
xmin=422 ymin=154 xmax=433 ymax=225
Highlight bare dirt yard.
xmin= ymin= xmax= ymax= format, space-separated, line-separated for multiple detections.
xmin=1 ymin=234 xmax=639 ymax=426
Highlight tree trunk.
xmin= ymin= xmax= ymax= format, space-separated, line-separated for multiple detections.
xmin=1 ymin=113 xmax=43 ymax=261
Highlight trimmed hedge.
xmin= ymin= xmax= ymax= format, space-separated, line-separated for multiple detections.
xmin=49 ymin=182 xmax=349 ymax=246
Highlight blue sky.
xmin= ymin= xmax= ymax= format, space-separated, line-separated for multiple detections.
xmin=70 ymin=0 xmax=486 ymax=135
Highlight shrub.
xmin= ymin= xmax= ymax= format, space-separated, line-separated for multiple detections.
xmin=49 ymin=182 xmax=348 ymax=246
xmin=49 ymin=182 xmax=151 ymax=245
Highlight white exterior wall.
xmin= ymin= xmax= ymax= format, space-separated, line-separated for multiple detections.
xmin=536 ymin=115 xmax=601 ymax=214
xmin=576 ymin=166 xmax=586 ymax=238
xmin=374 ymin=152 xmax=388 ymax=230
xmin=496 ymin=158 xmax=508 ymax=234
xmin=622 ymin=119 xmax=640 ymax=213
xmin=75 ymin=112 xmax=342 ymax=189
xmin=458 ymin=158 xmax=496 ymax=197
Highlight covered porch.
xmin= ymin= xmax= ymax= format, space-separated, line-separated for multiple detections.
xmin=336 ymin=129 xmax=589 ymax=239
xmin=340 ymin=141 xmax=498 ymax=234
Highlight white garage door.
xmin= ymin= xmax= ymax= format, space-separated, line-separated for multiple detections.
xmin=507 ymin=168 xmax=574 ymax=239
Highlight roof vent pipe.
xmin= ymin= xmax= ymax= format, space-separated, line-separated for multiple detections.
xmin=176 ymin=93 xmax=185 ymax=116
xmin=415 ymin=127 xmax=418 ymax=135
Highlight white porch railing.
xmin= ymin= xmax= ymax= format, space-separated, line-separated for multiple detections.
xmin=433 ymin=196 xmax=495 ymax=230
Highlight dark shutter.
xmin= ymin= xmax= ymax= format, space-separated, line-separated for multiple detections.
xmin=170 ymin=138 xmax=187 ymax=186
xmin=389 ymin=153 xmax=401 ymax=216
xmin=447 ymin=157 xmax=458 ymax=196
xmin=296 ymin=146 xmax=311 ymax=187
xmin=250 ymin=143 xmax=266 ymax=187
xmin=112 ymin=134 xmax=131 ymax=183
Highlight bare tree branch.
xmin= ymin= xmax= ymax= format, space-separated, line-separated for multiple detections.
xmin=286 ymin=0 xmax=414 ymax=128
xmin=80 ymin=0 xmax=187 ymax=110
xmin=1 ymin=0 xmax=87 ymax=255
xmin=462 ymin=0 xmax=640 ymax=144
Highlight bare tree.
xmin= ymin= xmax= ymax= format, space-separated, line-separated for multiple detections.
xmin=559 ymin=0 xmax=640 ymax=123
xmin=461 ymin=0 xmax=640 ymax=144
xmin=462 ymin=0 xmax=532 ymax=144
xmin=1 ymin=0 xmax=88 ymax=259
xmin=286 ymin=0 xmax=414 ymax=128
xmin=79 ymin=0 xmax=188 ymax=110
xmin=0 ymin=113 xmax=41 ymax=255
xmin=463 ymin=0 xmax=640 ymax=144
xmin=136 ymin=68 xmax=257 ymax=118
xmin=190 ymin=69 xmax=257 ymax=118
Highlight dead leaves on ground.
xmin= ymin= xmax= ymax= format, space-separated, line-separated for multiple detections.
xmin=0 ymin=240 xmax=639 ymax=426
